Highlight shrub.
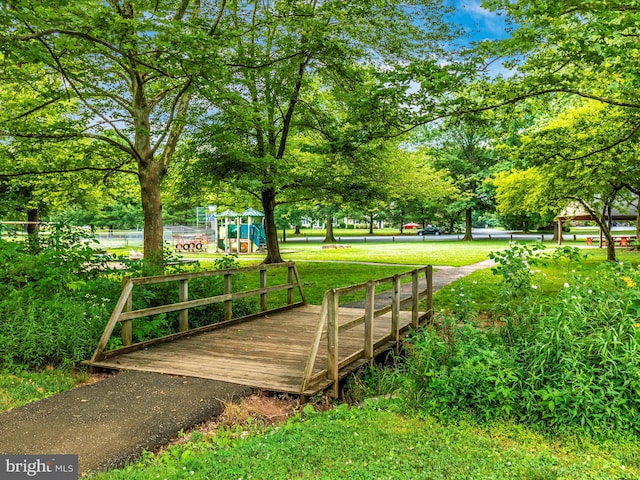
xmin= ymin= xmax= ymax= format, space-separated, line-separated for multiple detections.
xmin=0 ymin=232 xmax=258 ymax=369
xmin=401 ymin=245 xmax=640 ymax=438
xmin=0 ymin=290 xmax=112 ymax=369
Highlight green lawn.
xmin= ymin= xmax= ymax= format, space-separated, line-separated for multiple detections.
xmin=279 ymin=241 xmax=499 ymax=266
xmin=113 ymin=239 xmax=503 ymax=266
xmin=7 ymin=239 xmax=640 ymax=480
xmin=0 ymin=369 xmax=90 ymax=412
xmin=92 ymin=404 xmax=640 ymax=480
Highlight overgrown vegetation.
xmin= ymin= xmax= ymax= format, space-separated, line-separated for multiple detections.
xmin=0 ymin=229 xmax=256 ymax=369
xmin=360 ymin=243 xmax=640 ymax=439
xmin=4 ymin=236 xmax=640 ymax=478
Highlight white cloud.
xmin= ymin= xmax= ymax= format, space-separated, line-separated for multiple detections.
xmin=458 ymin=0 xmax=509 ymax=41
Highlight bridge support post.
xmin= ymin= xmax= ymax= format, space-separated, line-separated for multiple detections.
xmin=392 ymin=275 xmax=400 ymax=350
xmin=224 ymin=273 xmax=233 ymax=321
xmin=122 ymin=277 xmax=133 ymax=346
xmin=426 ymin=266 xmax=433 ymax=322
xmin=411 ymin=270 xmax=419 ymax=329
xmin=364 ymin=282 xmax=375 ymax=361
xmin=179 ymin=279 xmax=189 ymax=332
xmin=327 ymin=290 xmax=339 ymax=398
xmin=260 ymin=267 xmax=268 ymax=311
xmin=287 ymin=265 xmax=294 ymax=305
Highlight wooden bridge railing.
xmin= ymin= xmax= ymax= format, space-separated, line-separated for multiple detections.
xmin=300 ymin=265 xmax=433 ymax=396
xmin=90 ymin=262 xmax=305 ymax=363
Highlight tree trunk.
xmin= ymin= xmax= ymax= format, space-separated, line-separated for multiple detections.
xmin=282 ymin=226 xmax=287 ymax=243
xmin=294 ymin=225 xmax=301 ymax=234
xmin=552 ymin=221 xmax=563 ymax=244
xmin=261 ymin=188 xmax=283 ymax=264
xmin=324 ymin=215 xmax=336 ymax=243
xmin=369 ymin=213 xmax=374 ymax=235
xmin=462 ymin=208 xmax=473 ymax=241
xmin=138 ymin=160 xmax=165 ymax=272
xmin=604 ymin=230 xmax=617 ymax=261
xmin=593 ymin=215 xmax=617 ymax=262
xmin=633 ymin=207 xmax=640 ymax=250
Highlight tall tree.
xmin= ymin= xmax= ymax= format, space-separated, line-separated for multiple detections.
xmin=192 ymin=0 xmax=461 ymax=262
xmin=482 ymin=1 xmax=640 ymax=149
xmin=0 ymin=0 xmax=228 ymax=267
xmin=492 ymin=99 xmax=640 ymax=261
xmin=418 ymin=115 xmax=497 ymax=240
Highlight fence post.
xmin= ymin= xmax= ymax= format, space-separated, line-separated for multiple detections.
xmin=327 ymin=290 xmax=339 ymax=398
xmin=260 ymin=267 xmax=268 ymax=311
xmin=121 ymin=277 xmax=133 ymax=346
xmin=411 ymin=270 xmax=419 ymax=328
xmin=224 ymin=273 xmax=233 ymax=321
xmin=392 ymin=275 xmax=400 ymax=348
xmin=426 ymin=266 xmax=433 ymax=323
xmin=179 ymin=279 xmax=189 ymax=332
xmin=364 ymin=282 xmax=375 ymax=361
xmin=287 ymin=264 xmax=294 ymax=305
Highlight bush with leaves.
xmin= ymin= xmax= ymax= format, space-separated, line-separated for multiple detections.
xmin=0 ymin=230 xmax=257 ymax=369
xmin=401 ymin=245 xmax=640 ymax=438
xmin=0 ymin=227 xmax=120 ymax=368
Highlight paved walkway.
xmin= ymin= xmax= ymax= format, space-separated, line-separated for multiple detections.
xmin=0 ymin=372 xmax=250 ymax=475
xmin=0 ymin=259 xmax=493 ymax=476
xmin=344 ymin=259 xmax=495 ymax=309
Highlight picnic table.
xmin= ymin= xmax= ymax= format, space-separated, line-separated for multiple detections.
xmin=585 ymin=236 xmax=636 ymax=247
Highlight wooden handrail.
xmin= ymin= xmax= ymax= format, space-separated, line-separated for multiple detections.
xmin=299 ymin=265 xmax=433 ymax=396
xmin=90 ymin=262 xmax=305 ymax=362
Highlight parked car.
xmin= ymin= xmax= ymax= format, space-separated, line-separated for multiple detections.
xmin=417 ymin=226 xmax=443 ymax=236
xmin=402 ymin=222 xmax=421 ymax=229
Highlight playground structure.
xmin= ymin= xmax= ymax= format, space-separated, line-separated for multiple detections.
xmin=217 ymin=208 xmax=267 ymax=254
xmin=170 ymin=208 xmax=266 ymax=254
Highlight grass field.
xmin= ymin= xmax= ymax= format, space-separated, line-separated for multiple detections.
xmin=112 ymin=239 xmax=507 ymax=267
xmin=92 ymin=404 xmax=640 ymax=479
xmin=5 ymin=239 xmax=640 ymax=479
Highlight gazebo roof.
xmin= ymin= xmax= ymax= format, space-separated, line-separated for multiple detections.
xmin=557 ymin=202 xmax=638 ymax=221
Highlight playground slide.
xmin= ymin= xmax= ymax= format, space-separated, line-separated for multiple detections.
xmin=227 ymin=224 xmax=267 ymax=248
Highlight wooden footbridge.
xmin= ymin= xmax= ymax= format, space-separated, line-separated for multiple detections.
xmin=85 ymin=262 xmax=433 ymax=398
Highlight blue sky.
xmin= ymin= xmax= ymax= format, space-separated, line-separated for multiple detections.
xmin=448 ymin=0 xmax=510 ymax=43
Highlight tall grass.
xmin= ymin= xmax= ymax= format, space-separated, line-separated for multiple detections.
xmin=395 ymin=245 xmax=640 ymax=438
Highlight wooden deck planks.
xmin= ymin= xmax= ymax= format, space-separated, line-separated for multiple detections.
xmin=90 ymin=304 xmax=418 ymax=395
